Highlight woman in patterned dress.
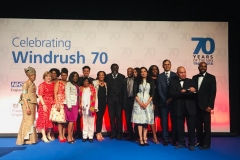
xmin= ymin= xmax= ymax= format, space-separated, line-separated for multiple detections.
xmin=53 ymin=68 xmax=68 ymax=142
xmin=36 ymin=71 xmax=55 ymax=143
xmin=16 ymin=67 xmax=38 ymax=145
xmin=131 ymin=67 xmax=155 ymax=146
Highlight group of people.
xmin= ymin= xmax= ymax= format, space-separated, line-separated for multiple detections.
xmin=16 ymin=60 xmax=216 ymax=151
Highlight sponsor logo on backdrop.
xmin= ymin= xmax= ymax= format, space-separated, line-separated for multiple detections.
xmin=11 ymin=103 xmax=22 ymax=117
xmin=11 ymin=81 xmax=24 ymax=92
xmin=192 ymin=37 xmax=215 ymax=65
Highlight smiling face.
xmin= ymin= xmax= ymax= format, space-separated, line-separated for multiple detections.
xmin=198 ymin=62 xmax=207 ymax=74
xmin=72 ymin=73 xmax=79 ymax=83
xmin=127 ymin=68 xmax=133 ymax=78
xmin=51 ymin=71 xmax=58 ymax=80
xmin=111 ymin=64 xmax=119 ymax=75
xmin=151 ymin=66 xmax=158 ymax=77
xmin=44 ymin=74 xmax=52 ymax=83
xmin=83 ymin=79 xmax=90 ymax=87
xmin=61 ymin=72 xmax=68 ymax=81
xmin=98 ymin=72 xmax=105 ymax=81
xmin=177 ymin=67 xmax=186 ymax=80
xmin=83 ymin=68 xmax=90 ymax=77
xmin=162 ymin=60 xmax=171 ymax=72
xmin=141 ymin=68 xmax=148 ymax=79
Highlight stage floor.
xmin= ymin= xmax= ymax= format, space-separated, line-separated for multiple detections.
xmin=1 ymin=137 xmax=240 ymax=160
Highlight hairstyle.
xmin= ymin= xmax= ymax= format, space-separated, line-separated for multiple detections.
xmin=61 ymin=68 xmax=68 ymax=74
xmin=49 ymin=68 xmax=60 ymax=77
xmin=24 ymin=66 xmax=36 ymax=76
xmin=110 ymin=63 xmax=119 ymax=69
xmin=43 ymin=71 xmax=51 ymax=80
xmin=148 ymin=65 xmax=160 ymax=77
xmin=82 ymin=65 xmax=91 ymax=71
xmin=139 ymin=67 xmax=152 ymax=84
xmin=82 ymin=77 xmax=93 ymax=85
xmin=162 ymin=59 xmax=171 ymax=65
xmin=68 ymin=71 xmax=79 ymax=86
xmin=96 ymin=71 xmax=107 ymax=81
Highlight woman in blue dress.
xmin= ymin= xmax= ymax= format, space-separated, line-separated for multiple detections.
xmin=131 ymin=67 xmax=155 ymax=146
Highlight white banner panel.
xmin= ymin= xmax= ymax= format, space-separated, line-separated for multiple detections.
xmin=0 ymin=19 xmax=229 ymax=133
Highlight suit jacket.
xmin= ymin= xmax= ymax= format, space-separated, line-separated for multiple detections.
xmin=123 ymin=77 xmax=134 ymax=110
xmin=192 ymin=72 xmax=216 ymax=110
xmin=169 ymin=78 xmax=197 ymax=116
xmin=106 ymin=73 xmax=125 ymax=104
xmin=157 ymin=71 xmax=177 ymax=106
xmin=78 ymin=76 xmax=95 ymax=86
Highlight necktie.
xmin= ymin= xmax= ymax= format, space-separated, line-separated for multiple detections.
xmin=199 ymin=74 xmax=204 ymax=77
xmin=166 ymin=72 xmax=169 ymax=85
xmin=127 ymin=79 xmax=131 ymax=97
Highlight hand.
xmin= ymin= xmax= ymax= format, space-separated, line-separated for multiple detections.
xmin=206 ymin=107 xmax=212 ymax=112
xmin=181 ymin=89 xmax=186 ymax=93
xmin=68 ymin=107 xmax=72 ymax=111
xmin=56 ymin=104 xmax=60 ymax=112
xmin=166 ymin=98 xmax=172 ymax=105
xmin=189 ymin=87 xmax=196 ymax=92
xmin=43 ymin=104 xmax=47 ymax=112
xmin=26 ymin=108 xmax=31 ymax=115
xmin=139 ymin=102 xmax=145 ymax=109
xmin=211 ymin=110 xmax=214 ymax=115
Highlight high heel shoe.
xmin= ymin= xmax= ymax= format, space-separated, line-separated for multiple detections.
xmin=139 ymin=140 xmax=145 ymax=146
xmin=143 ymin=139 xmax=149 ymax=146
xmin=58 ymin=136 xmax=66 ymax=143
xmin=152 ymin=137 xmax=160 ymax=144
xmin=96 ymin=133 xmax=102 ymax=141
xmin=100 ymin=133 xmax=105 ymax=140
xmin=42 ymin=137 xmax=50 ymax=143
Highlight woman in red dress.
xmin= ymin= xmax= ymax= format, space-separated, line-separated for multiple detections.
xmin=36 ymin=71 xmax=55 ymax=143
xmin=53 ymin=68 xmax=68 ymax=142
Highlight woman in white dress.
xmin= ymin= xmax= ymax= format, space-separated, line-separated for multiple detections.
xmin=131 ymin=67 xmax=155 ymax=146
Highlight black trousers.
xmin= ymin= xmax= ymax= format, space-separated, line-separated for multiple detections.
xmin=125 ymin=97 xmax=134 ymax=136
xmin=76 ymin=114 xmax=82 ymax=137
xmin=196 ymin=108 xmax=211 ymax=146
xmin=108 ymin=97 xmax=122 ymax=136
xmin=96 ymin=97 xmax=107 ymax=133
xmin=177 ymin=111 xmax=195 ymax=146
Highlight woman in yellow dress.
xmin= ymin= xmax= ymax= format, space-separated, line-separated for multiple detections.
xmin=16 ymin=67 xmax=38 ymax=145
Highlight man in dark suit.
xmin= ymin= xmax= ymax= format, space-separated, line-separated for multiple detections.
xmin=123 ymin=67 xmax=135 ymax=140
xmin=75 ymin=65 xmax=95 ymax=139
xmin=192 ymin=62 xmax=216 ymax=150
xmin=157 ymin=59 xmax=178 ymax=146
xmin=169 ymin=66 xmax=197 ymax=151
xmin=106 ymin=63 xmax=125 ymax=140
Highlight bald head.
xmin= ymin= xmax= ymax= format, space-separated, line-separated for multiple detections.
xmin=177 ymin=66 xmax=186 ymax=80
xmin=127 ymin=67 xmax=134 ymax=78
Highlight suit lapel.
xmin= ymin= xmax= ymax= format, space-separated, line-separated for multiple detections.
xmin=198 ymin=73 xmax=208 ymax=91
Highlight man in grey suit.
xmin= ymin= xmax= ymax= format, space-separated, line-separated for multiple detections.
xmin=157 ymin=59 xmax=178 ymax=146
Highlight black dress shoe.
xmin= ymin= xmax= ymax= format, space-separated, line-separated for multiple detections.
xmin=109 ymin=135 xmax=116 ymax=140
xmin=195 ymin=142 xmax=203 ymax=147
xmin=189 ymin=145 xmax=195 ymax=151
xmin=172 ymin=142 xmax=178 ymax=146
xmin=163 ymin=141 xmax=168 ymax=146
xmin=175 ymin=144 xmax=186 ymax=149
xmin=116 ymin=135 xmax=122 ymax=140
xmin=82 ymin=139 xmax=87 ymax=142
xmin=199 ymin=145 xmax=210 ymax=150
xmin=89 ymin=139 xmax=93 ymax=143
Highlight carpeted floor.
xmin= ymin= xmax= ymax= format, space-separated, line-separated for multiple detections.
xmin=0 ymin=137 xmax=240 ymax=160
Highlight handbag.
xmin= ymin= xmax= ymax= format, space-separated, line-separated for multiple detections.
xmin=49 ymin=104 xmax=66 ymax=123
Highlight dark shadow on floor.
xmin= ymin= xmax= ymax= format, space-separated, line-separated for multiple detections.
xmin=0 ymin=147 xmax=26 ymax=157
